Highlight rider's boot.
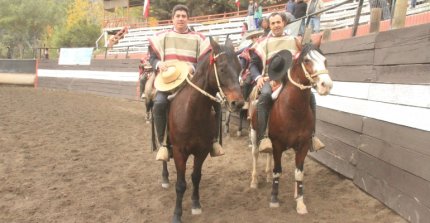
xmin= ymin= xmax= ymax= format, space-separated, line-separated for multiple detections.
xmin=154 ymin=102 xmax=169 ymax=161
xmin=257 ymin=93 xmax=272 ymax=153
xmin=210 ymin=103 xmax=225 ymax=157
xmin=310 ymin=93 xmax=325 ymax=152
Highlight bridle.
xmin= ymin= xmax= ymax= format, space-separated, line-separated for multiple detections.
xmin=288 ymin=51 xmax=329 ymax=90
xmin=185 ymin=51 xmax=232 ymax=109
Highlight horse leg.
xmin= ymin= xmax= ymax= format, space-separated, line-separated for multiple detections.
xmin=191 ymin=155 xmax=206 ymax=215
xmin=172 ymin=151 xmax=188 ymax=223
xmin=161 ymin=161 xmax=169 ymax=188
xmin=237 ymin=110 xmax=244 ymax=137
xmin=224 ymin=110 xmax=230 ymax=134
xmin=294 ymin=147 xmax=309 ymax=214
xmin=270 ymin=146 xmax=283 ymax=208
xmin=265 ymin=153 xmax=273 ymax=183
xmin=250 ymin=129 xmax=259 ymax=188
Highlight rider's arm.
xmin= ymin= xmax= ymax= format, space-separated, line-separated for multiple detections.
xmin=148 ymin=46 xmax=161 ymax=70
xmin=249 ymin=50 xmax=263 ymax=81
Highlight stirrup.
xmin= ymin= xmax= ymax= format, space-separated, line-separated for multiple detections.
xmin=156 ymin=146 xmax=169 ymax=161
xmin=312 ymin=136 xmax=325 ymax=151
xmin=242 ymin=101 xmax=249 ymax=110
xmin=258 ymin=138 xmax=272 ymax=153
xmin=210 ymin=142 xmax=225 ymax=157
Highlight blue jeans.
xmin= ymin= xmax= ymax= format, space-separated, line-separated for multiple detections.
xmin=309 ymin=17 xmax=320 ymax=33
xmin=299 ymin=19 xmax=305 ymax=36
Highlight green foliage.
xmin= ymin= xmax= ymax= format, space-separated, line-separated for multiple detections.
xmin=149 ymin=0 xmax=238 ymax=20
xmin=0 ymin=0 xmax=64 ymax=58
xmin=52 ymin=21 xmax=100 ymax=47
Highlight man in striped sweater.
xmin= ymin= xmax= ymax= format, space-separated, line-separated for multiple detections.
xmin=148 ymin=4 xmax=224 ymax=161
xmin=249 ymin=12 xmax=325 ymax=153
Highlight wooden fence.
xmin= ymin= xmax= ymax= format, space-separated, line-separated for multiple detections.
xmin=35 ymin=23 xmax=430 ymax=223
xmin=312 ymin=23 xmax=430 ymax=223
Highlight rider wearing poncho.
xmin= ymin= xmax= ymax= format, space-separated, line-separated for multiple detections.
xmin=148 ymin=4 xmax=224 ymax=162
xmin=249 ymin=12 xmax=325 ymax=153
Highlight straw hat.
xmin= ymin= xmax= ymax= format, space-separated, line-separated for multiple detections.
xmin=243 ymin=30 xmax=264 ymax=40
xmin=154 ymin=61 xmax=189 ymax=92
xmin=268 ymin=50 xmax=292 ymax=81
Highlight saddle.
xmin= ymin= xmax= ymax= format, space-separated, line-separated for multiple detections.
xmin=247 ymin=81 xmax=284 ymax=120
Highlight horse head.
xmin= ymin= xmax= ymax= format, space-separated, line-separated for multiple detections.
xmin=294 ymin=37 xmax=333 ymax=96
xmin=208 ymin=36 xmax=244 ymax=112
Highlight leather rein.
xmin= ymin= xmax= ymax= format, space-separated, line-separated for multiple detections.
xmin=185 ymin=51 xmax=230 ymax=108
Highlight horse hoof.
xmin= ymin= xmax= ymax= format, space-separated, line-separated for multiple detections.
xmin=250 ymin=182 xmax=258 ymax=189
xmin=145 ymin=120 xmax=150 ymax=124
xmin=236 ymin=131 xmax=242 ymax=137
xmin=297 ymin=206 xmax=308 ymax=215
xmin=270 ymin=202 xmax=280 ymax=208
xmin=191 ymin=208 xmax=202 ymax=215
xmin=161 ymin=183 xmax=169 ymax=189
xmin=296 ymin=202 xmax=308 ymax=214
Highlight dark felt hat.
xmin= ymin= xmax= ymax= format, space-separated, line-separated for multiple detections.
xmin=268 ymin=50 xmax=293 ymax=81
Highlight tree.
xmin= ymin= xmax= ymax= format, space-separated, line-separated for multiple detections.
xmin=50 ymin=0 xmax=104 ymax=48
xmin=0 ymin=0 xmax=64 ymax=58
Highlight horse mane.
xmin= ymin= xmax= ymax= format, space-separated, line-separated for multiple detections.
xmin=194 ymin=43 xmax=236 ymax=78
xmin=280 ymin=43 xmax=323 ymax=86
xmin=297 ymin=43 xmax=323 ymax=64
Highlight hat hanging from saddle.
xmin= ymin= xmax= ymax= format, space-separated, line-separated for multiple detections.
xmin=243 ymin=30 xmax=264 ymax=40
xmin=154 ymin=61 xmax=189 ymax=92
xmin=268 ymin=50 xmax=293 ymax=81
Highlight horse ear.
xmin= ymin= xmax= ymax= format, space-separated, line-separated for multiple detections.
xmin=225 ymin=35 xmax=234 ymax=49
xmin=209 ymin=36 xmax=221 ymax=53
xmin=313 ymin=35 xmax=322 ymax=48
xmin=295 ymin=37 xmax=302 ymax=52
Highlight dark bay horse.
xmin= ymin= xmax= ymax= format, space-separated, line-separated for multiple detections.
xmin=162 ymin=37 xmax=244 ymax=223
xmin=250 ymin=38 xmax=333 ymax=214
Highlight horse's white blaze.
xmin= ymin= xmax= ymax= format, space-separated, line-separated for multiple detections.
xmin=295 ymin=168 xmax=304 ymax=181
xmin=309 ymin=50 xmax=333 ymax=96
xmin=308 ymin=50 xmax=326 ymax=72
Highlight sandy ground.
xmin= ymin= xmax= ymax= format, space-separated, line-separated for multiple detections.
xmin=0 ymin=86 xmax=407 ymax=223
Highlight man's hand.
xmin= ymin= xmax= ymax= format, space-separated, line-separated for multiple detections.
xmin=158 ymin=62 xmax=168 ymax=72
xmin=256 ymin=76 xmax=269 ymax=90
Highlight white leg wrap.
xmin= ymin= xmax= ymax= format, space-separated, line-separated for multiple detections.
xmin=295 ymin=168 xmax=304 ymax=181
xmin=250 ymin=129 xmax=257 ymax=149
xmin=273 ymin=172 xmax=281 ymax=178
xmin=296 ymin=196 xmax=308 ymax=214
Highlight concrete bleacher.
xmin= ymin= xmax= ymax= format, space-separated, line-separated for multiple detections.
xmin=106 ymin=0 xmax=429 ymax=57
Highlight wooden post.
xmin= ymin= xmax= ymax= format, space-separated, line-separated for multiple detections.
xmin=392 ymin=0 xmax=408 ymax=29
xmin=322 ymin=29 xmax=332 ymax=42
xmin=369 ymin=8 xmax=382 ymax=33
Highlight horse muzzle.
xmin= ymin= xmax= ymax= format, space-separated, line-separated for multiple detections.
xmin=315 ymin=74 xmax=333 ymax=96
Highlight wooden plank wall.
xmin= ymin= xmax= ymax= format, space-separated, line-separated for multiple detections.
xmin=312 ymin=23 xmax=430 ymax=223
xmin=37 ymin=59 xmax=140 ymax=99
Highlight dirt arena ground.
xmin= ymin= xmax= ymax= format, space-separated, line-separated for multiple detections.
xmin=0 ymin=86 xmax=407 ymax=223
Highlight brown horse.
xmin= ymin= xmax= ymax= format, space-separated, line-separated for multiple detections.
xmin=161 ymin=37 xmax=244 ymax=223
xmin=250 ymin=38 xmax=333 ymax=214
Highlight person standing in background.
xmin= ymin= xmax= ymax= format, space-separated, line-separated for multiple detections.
xmin=247 ymin=0 xmax=256 ymax=29
xmin=254 ymin=1 xmax=263 ymax=29
xmin=293 ymin=0 xmax=307 ymax=36
xmin=306 ymin=0 xmax=323 ymax=33
xmin=285 ymin=0 xmax=295 ymax=14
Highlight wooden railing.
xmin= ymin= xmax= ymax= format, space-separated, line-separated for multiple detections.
xmin=103 ymin=3 xmax=286 ymax=29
